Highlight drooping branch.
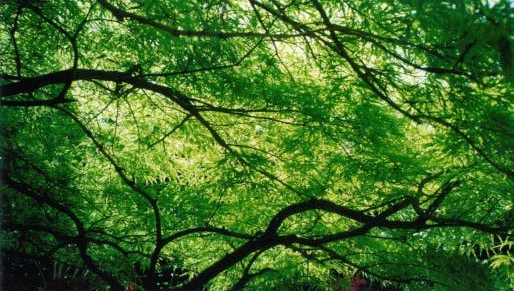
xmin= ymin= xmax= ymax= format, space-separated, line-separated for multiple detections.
xmin=0 ymin=68 xmax=311 ymax=202
xmin=0 ymin=68 xmax=226 ymax=148
xmin=253 ymin=0 xmax=513 ymax=182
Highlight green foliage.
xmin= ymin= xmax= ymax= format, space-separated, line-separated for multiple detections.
xmin=1 ymin=0 xmax=513 ymax=290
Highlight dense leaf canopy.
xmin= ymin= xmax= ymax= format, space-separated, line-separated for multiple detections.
xmin=1 ymin=0 xmax=513 ymax=290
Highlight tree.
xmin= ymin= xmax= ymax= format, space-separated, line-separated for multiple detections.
xmin=1 ymin=0 xmax=513 ymax=290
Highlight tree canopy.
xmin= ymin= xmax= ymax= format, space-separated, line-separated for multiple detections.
xmin=1 ymin=0 xmax=513 ymax=290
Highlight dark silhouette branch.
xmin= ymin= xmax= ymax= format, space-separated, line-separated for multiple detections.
xmin=181 ymin=187 xmax=511 ymax=289
xmin=1 ymin=174 xmax=124 ymax=291
xmin=55 ymin=107 xmax=165 ymax=289
xmin=254 ymin=0 xmax=513 ymax=182
xmin=229 ymin=250 xmax=273 ymax=291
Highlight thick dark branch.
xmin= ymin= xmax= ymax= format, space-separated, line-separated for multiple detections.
xmin=182 ymin=188 xmax=511 ymax=289
xmin=264 ymin=199 xmax=374 ymax=235
xmin=0 ymin=69 xmax=128 ymax=97
xmin=0 ymin=71 xmax=321 ymax=205
xmin=0 ymin=68 xmax=230 ymax=151
xmin=182 ymin=197 xmax=408 ymax=290
xmin=181 ymin=238 xmax=277 ymax=290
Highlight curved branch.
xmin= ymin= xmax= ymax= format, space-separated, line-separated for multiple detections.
xmin=181 ymin=187 xmax=512 ymax=290
xmin=181 ymin=197 xmax=410 ymax=290
xmin=256 ymin=0 xmax=513 ymax=181
xmin=162 ymin=226 xmax=255 ymax=245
